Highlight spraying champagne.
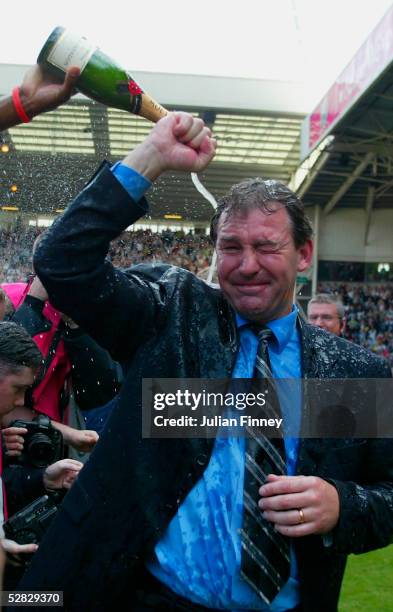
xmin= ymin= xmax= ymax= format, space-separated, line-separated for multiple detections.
xmin=37 ymin=27 xmax=168 ymax=123
xmin=38 ymin=27 xmax=218 ymax=280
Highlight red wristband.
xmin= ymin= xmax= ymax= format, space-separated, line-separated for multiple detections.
xmin=12 ymin=87 xmax=31 ymax=123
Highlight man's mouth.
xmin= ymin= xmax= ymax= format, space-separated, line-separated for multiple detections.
xmin=235 ymin=282 xmax=270 ymax=294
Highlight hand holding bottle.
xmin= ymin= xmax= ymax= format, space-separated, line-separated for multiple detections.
xmin=38 ymin=27 xmax=168 ymax=122
xmin=19 ymin=64 xmax=80 ymax=119
xmin=122 ymin=112 xmax=217 ymax=181
xmin=0 ymin=65 xmax=80 ymax=131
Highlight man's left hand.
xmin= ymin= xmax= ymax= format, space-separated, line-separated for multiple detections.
xmin=43 ymin=458 xmax=83 ymax=490
xmin=68 ymin=429 xmax=99 ymax=452
xmin=258 ymin=474 xmax=340 ymax=537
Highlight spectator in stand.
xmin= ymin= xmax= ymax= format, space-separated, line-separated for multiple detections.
xmin=307 ymin=294 xmax=345 ymax=337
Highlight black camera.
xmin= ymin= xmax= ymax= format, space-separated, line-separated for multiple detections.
xmin=7 ymin=415 xmax=63 ymax=468
xmin=3 ymin=494 xmax=58 ymax=545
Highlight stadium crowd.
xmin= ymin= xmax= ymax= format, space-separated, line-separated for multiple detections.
xmin=109 ymin=227 xmax=213 ymax=273
xmin=0 ymin=222 xmax=41 ymax=283
xmin=1 ymin=222 xmax=392 ymax=366
xmin=319 ymin=282 xmax=393 ymax=367
xmin=0 ymin=223 xmax=213 ymax=282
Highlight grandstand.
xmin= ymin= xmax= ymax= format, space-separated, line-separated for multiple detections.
xmin=0 ymin=66 xmax=306 ymax=224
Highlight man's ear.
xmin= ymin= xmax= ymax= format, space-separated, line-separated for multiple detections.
xmin=297 ymin=239 xmax=313 ymax=272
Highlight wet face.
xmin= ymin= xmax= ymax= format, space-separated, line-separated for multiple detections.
xmin=216 ymin=205 xmax=313 ymax=323
xmin=0 ymin=366 xmax=35 ymax=416
xmin=307 ymin=302 xmax=342 ymax=336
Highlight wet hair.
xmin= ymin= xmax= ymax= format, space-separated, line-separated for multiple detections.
xmin=308 ymin=293 xmax=345 ymax=320
xmin=0 ymin=321 xmax=42 ymax=377
xmin=209 ymin=178 xmax=313 ymax=248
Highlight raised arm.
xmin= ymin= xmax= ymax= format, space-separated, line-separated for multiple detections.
xmin=33 ymin=113 xmax=216 ymax=360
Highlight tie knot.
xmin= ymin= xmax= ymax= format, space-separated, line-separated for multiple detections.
xmin=248 ymin=324 xmax=273 ymax=344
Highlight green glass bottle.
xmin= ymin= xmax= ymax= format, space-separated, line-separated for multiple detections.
xmin=37 ymin=27 xmax=168 ymax=123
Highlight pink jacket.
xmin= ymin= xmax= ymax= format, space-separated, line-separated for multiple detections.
xmin=1 ymin=282 xmax=71 ymax=422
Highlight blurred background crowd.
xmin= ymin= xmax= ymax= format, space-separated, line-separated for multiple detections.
xmin=0 ymin=223 xmax=213 ymax=281
xmin=1 ymin=221 xmax=392 ymax=368
xmin=318 ymin=282 xmax=393 ymax=368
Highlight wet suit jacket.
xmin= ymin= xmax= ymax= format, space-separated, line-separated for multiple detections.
xmin=19 ymin=163 xmax=393 ymax=612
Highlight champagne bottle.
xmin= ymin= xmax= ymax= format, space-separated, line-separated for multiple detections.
xmin=37 ymin=27 xmax=168 ymax=123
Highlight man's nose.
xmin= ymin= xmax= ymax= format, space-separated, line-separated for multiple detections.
xmin=311 ymin=316 xmax=328 ymax=327
xmin=14 ymin=394 xmax=25 ymax=407
xmin=239 ymin=250 xmax=260 ymax=275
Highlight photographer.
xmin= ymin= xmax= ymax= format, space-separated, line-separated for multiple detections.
xmin=1 ymin=275 xmax=121 ymax=457
xmin=0 ymin=322 xmax=82 ymax=575
xmin=0 ymin=321 xmax=41 ymax=559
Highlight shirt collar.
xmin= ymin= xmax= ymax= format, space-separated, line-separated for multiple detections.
xmin=236 ymin=305 xmax=298 ymax=353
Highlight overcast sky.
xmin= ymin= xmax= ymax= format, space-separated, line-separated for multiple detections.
xmin=2 ymin=0 xmax=393 ymax=110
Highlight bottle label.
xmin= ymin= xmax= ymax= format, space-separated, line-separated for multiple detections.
xmin=47 ymin=30 xmax=96 ymax=73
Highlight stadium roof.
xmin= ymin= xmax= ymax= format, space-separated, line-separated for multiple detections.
xmin=0 ymin=65 xmax=306 ymax=222
xmin=292 ymin=4 xmax=393 ymax=236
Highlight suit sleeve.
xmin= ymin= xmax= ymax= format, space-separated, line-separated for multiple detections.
xmin=63 ymin=328 xmax=122 ymax=410
xmin=328 ymin=362 xmax=393 ymax=554
xmin=327 ymin=439 xmax=393 ymax=554
xmin=9 ymin=295 xmax=50 ymax=337
xmin=33 ymin=162 xmax=164 ymax=362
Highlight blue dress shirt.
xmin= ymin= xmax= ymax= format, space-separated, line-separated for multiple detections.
xmin=111 ymin=161 xmax=151 ymax=203
xmin=111 ymin=163 xmax=302 ymax=611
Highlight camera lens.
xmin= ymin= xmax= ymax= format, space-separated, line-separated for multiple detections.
xmin=27 ymin=433 xmax=55 ymax=468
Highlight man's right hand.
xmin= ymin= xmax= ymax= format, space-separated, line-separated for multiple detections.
xmin=122 ymin=112 xmax=217 ymax=181
xmin=0 ymin=64 xmax=80 ymax=131
xmin=43 ymin=458 xmax=83 ymax=490
xmin=20 ymin=64 xmax=80 ymax=120
xmin=27 ymin=276 xmax=48 ymax=301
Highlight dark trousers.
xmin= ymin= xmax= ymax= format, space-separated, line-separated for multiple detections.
xmin=134 ymin=568 xmax=222 ymax=611
xmin=134 ymin=567 xmax=302 ymax=611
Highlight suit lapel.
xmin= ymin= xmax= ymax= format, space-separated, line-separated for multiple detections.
xmin=297 ymin=319 xmax=338 ymax=471
xmin=299 ymin=319 xmax=340 ymax=378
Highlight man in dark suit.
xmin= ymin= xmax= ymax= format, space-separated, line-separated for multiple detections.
xmin=19 ymin=113 xmax=393 ymax=612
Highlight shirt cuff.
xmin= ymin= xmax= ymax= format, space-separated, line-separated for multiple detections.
xmin=111 ymin=162 xmax=152 ymax=202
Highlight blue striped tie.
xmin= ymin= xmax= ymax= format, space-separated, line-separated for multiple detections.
xmin=240 ymin=326 xmax=290 ymax=604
